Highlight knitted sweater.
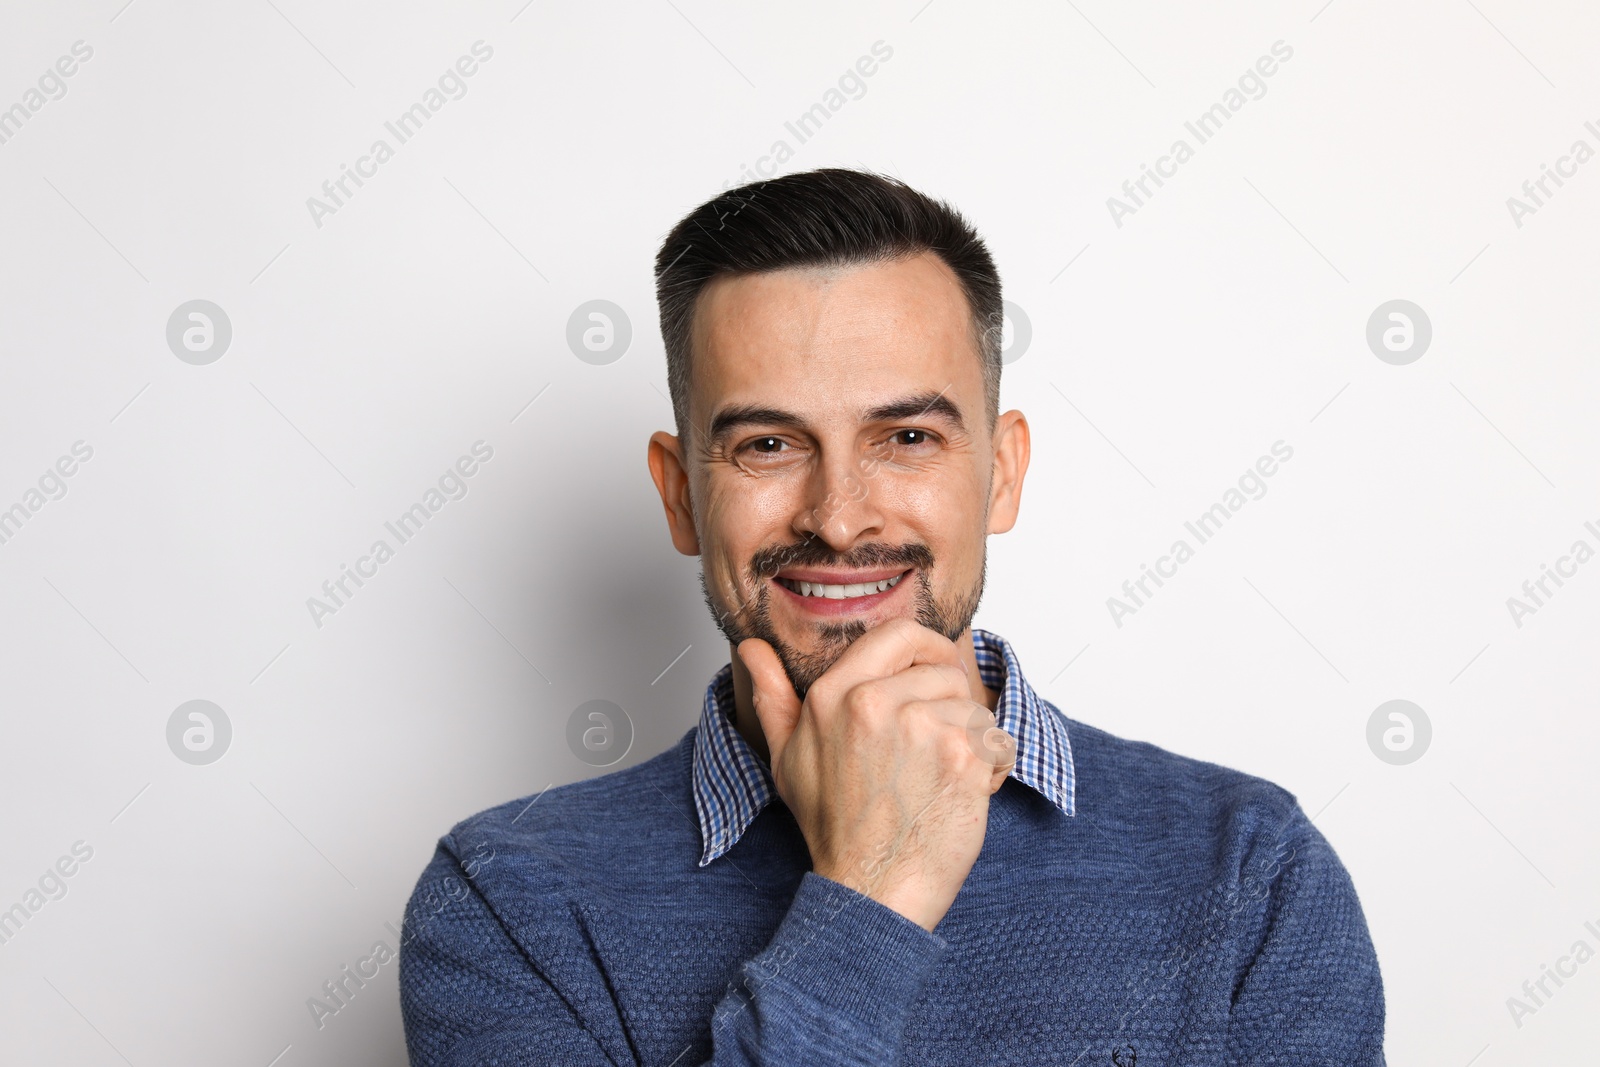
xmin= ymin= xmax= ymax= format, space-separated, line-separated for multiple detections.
xmin=399 ymin=718 xmax=1384 ymax=1065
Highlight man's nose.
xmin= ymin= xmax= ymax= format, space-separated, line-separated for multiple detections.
xmin=792 ymin=450 xmax=885 ymax=551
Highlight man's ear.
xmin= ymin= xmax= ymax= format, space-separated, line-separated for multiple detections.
xmin=986 ymin=409 xmax=1030 ymax=534
xmin=648 ymin=430 xmax=701 ymax=555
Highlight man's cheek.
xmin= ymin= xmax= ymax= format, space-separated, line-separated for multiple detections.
xmin=699 ymin=487 xmax=748 ymax=556
xmin=714 ymin=541 xmax=751 ymax=586
xmin=876 ymin=478 xmax=943 ymax=524
xmin=706 ymin=479 xmax=796 ymax=550
xmin=697 ymin=491 xmax=758 ymax=587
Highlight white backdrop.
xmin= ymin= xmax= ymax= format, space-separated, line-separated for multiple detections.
xmin=2 ymin=1 xmax=1597 ymax=1064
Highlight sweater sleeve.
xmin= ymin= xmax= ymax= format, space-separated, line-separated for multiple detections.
xmin=1223 ymin=805 xmax=1386 ymax=1065
xmin=398 ymin=843 xmax=949 ymax=1067
xmin=709 ymin=871 xmax=951 ymax=1064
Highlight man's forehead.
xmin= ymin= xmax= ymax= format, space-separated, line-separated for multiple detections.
xmin=686 ymin=252 xmax=980 ymax=417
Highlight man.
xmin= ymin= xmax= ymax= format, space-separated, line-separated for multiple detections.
xmin=399 ymin=169 xmax=1385 ymax=1065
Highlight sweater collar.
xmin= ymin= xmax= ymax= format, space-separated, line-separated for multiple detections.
xmin=690 ymin=628 xmax=1075 ymax=867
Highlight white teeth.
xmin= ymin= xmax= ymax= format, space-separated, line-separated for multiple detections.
xmin=785 ymin=573 xmax=904 ymax=599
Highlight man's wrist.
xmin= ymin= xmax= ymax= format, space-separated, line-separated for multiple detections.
xmin=811 ymin=865 xmax=943 ymax=932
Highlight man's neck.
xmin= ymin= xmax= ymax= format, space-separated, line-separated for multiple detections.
xmin=728 ymin=627 xmax=999 ymax=766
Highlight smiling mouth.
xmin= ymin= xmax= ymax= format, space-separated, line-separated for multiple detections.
xmin=775 ymin=571 xmax=908 ymax=600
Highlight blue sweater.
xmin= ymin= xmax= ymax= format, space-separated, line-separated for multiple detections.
xmin=399 ymin=719 xmax=1385 ymax=1065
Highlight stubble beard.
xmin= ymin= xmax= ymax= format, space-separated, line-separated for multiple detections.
xmin=703 ymin=540 xmax=986 ymax=700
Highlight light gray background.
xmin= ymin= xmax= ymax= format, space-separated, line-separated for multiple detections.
xmin=2 ymin=1 xmax=1597 ymax=1064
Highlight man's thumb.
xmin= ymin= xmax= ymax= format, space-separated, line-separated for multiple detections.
xmin=736 ymin=638 xmax=801 ymax=762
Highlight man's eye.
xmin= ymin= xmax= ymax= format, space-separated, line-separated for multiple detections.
xmin=744 ymin=436 xmax=788 ymax=454
xmin=890 ymin=429 xmax=937 ymax=448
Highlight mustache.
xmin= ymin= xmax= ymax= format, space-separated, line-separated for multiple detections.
xmin=749 ymin=538 xmax=934 ymax=583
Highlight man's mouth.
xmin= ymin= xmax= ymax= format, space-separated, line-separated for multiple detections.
xmin=776 ymin=573 xmax=906 ymax=599
xmin=773 ymin=568 xmax=911 ymax=608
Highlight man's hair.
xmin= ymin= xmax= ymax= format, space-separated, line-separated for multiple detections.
xmin=653 ymin=168 xmax=1003 ymax=444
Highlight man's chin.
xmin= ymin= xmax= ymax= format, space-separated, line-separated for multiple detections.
xmin=764 ymin=619 xmax=868 ymax=699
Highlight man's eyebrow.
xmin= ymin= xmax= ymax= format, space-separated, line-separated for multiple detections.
xmin=864 ymin=391 xmax=966 ymax=432
xmin=706 ymin=405 xmax=808 ymax=444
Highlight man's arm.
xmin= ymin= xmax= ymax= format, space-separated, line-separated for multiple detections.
xmin=1225 ymin=805 xmax=1386 ymax=1064
xmin=398 ymin=841 xmax=950 ymax=1067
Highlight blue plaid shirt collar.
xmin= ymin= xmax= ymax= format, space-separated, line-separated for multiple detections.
xmin=690 ymin=628 xmax=1076 ymax=867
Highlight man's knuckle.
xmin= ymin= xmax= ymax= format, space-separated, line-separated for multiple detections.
xmin=887 ymin=617 xmax=922 ymax=639
xmin=844 ymin=682 xmax=887 ymax=719
xmin=935 ymin=728 xmax=970 ymax=766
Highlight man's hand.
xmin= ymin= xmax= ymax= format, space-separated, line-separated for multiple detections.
xmin=738 ymin=618 xmax=1016 ymax=933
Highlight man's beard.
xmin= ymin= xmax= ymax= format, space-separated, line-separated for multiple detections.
xmin=702 ymin=538 xmax=986 ymax=700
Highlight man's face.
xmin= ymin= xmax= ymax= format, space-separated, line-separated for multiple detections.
xmin=652 ymin=251 xmax=1023 ymax=698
